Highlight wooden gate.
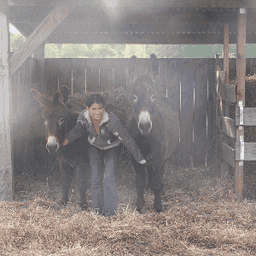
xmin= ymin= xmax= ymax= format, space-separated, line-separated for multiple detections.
xmin=217 ymin=56 xmax=256 ymax=198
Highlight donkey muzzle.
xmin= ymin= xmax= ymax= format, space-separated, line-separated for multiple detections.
xmin=46 ymin=136 xmax=60 ymax=153
xmin=138 ymin=111 xmax=152 ymax=135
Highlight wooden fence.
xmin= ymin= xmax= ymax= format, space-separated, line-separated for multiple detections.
xmin=16 ymin=57 xmax=256 ymax=176
xmin=44 ymin=58 xmax=217 ymax=167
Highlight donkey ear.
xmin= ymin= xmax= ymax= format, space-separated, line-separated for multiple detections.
xmin=30 ymin=89 xmax=51 ymax=108
xmin=148 ymin=54 xmax=159 ymax=82
xmin=52 ymin=92 xmax=61 ymax=106
xmin=60 ymin=85 xmax=69 ymax=104
xmin=127 ymin=55 xmax=139 ymax=84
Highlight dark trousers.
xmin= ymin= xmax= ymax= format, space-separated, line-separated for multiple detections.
xmin=89 ymin=146 xmax=119 ymax=216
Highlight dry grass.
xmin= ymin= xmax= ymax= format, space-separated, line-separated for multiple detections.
xmin=9 ymin=86 xmax=254 ymax=255
xmin=2 ymin=163 xmax=256 ymax=256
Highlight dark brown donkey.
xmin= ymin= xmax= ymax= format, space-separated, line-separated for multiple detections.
xmin=127 ymin=54 xmax=179 ymax=212
xmin=30 ymin=86 xmax=90 ymax=210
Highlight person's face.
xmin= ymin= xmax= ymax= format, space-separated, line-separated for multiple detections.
xmin=86 ymin=103 xmax=105 ymax=121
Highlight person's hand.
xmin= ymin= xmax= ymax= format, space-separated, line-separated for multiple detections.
xmin=62 ymin=138 xmax=69 ymax=146
xmin=139 ymin=159 xmax=146 ymax=165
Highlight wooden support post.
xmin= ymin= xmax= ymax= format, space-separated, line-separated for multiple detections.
xmin=0 ymin=11 xmax=13 ymax=201
xmin=10 ymin=3 xmax=76 ymax=75
xmin=223 ymin=24 xmax=230 ymax=122
xmin=215 ymin=54 xmax=221 ymax=170
xmin=224 ymin=24 xmax=229 ymax=84
xmin=235 ymin=8 xmax=246 ymax=197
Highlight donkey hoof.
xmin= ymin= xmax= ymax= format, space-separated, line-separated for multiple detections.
xmin=136 ymin=207 xmax=142 ymax=213
xmin=136 ymin=198 xmax=145 ymax=213
xmin=154 ymin=202 xmax=162 ymax=213
xmin=80 ymin=203 xmax=88 ymax=211
xmin=60 ymin=199 xmax=68 ymax=206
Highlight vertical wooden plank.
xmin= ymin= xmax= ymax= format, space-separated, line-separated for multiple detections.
xmin=0 ymin=11 xmax=13 ymax=201
xmin=137 ymin=58 xmax=149 ymax=77
xmin=156 ymin=58 xmax=167 ymax=97
xmin=179 ymin=59 xmax=194 ymax=167
xmin=134 ymin=57 xmax=166 ymax=95
xmin=222 ymin=23 xmax=232 ymax=177
xmin=166 ymin=58 xmax=181 ymax=165
xmin=99 ymin=59 xmax=115 ymax=91
xmin=229 ymin=58 xmax=236 ymax=81
xmin=11 ymin=59 xmax=34 ymax=177
xmin=125 ymin=57 xmax=149 ymax=91
xmin=72 ymin=59 xmax=86 ymax=95
xmin=11 ymin=64 xmax=19 ymax=175
xmin=207 ymin=58 xmax=218 ymax=165
xmin=224 ymin=24 xmax=230 ymax=84
xmin=194 ymin=59 xmax=208 ymax=166
xmin=45 ymin=59 xmax=58 ymax=97
xmin=86 ymin=58 xmax=100 ymax=92
xmin=235 ymin=8 xmax=246 ymax=196
xmin=58 ymin=58 xmax=73 ymax=94
xmin=113 ymin=59 xmax=127 ymax=89
xmin=246 ymin=59 xmax=251 ymax=75
xmin=23 ymin=58 xmax=36 ymax=175
xmin=215 ymin=54 xmax=221 ymax=169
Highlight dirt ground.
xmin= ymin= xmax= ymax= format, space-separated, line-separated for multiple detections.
xmin=4 ymin=158 xmax=254 ymax=256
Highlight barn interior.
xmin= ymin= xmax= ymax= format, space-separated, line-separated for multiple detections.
xmin=2 ymin=0 xmax=256 ymax=204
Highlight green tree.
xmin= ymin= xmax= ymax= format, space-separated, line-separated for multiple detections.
xmin=88 ymin=44 xmax=118 ymax=58
xmin=45 ymin=44 xmax=62 ymax=58
xmin=123 ymin=45 xmax=146 ymax=58
xmin=10 ymin=32 xmax=25 ymax=52
xmin=59 ymin=44 xmax=89 ymax=58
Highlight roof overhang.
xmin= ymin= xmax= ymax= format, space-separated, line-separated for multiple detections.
xmin=8 ymin=0 xmax=256 ymax=44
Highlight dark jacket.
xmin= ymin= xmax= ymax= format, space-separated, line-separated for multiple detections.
xmin=67 ymin=110 xmax=146 ymax=164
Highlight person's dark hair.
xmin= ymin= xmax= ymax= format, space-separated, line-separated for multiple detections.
xmin=86 ymin=93 xmax=106 ymax=108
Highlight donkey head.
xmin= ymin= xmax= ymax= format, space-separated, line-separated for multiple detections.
xmin=127 ymin=54 xmax=159 ymax=136
xmin=30 ymin=86 xmax=77 ymax=153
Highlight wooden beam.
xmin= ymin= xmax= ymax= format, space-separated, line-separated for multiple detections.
xmin=235 ymin=107 xmax=256 ymax=126
xmin=223 ymin=24 xmax=229 ymax=84
xmin=235 ymin=8 xmax=246 ymax=197
xmin=236 ymin=142 xmax=256 ymax=161
xmin=8 ymin=0 xmax=256 ymax=8
xmin=220 ymin=116 xmax=236 ymax=139
xmin=8 ymin=0 xmax=72 ymax=6
xmin=0 ymin=11 xmax=13 ymax=201
xmin=10 ymin=3 xmax=76 ymax=75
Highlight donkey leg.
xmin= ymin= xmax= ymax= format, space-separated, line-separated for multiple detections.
xmin=77 ymin=162 xmax=89 ymax=210
xmin=132 ymin=160 xmax=146 ymax=212
xmin=147 ymin=162 xmax=163 ymax=213
xmin=153 ymin=188 xmax=162 ymax=213
xmin=60 ymin=161 xmax=74 ymax=205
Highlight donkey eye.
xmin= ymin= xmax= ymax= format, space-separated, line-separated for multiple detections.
xmin=132 ymin=95 xmax=138 ymax=103
xmin=150 ymin=95 xmax=155 ymax=102
xmin=58 ymin=118 xmax=65 ymax=126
